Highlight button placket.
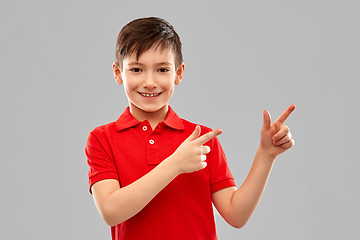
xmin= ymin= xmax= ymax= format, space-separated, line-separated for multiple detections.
xmin=147 ymin=132 xmax=160 ymax=165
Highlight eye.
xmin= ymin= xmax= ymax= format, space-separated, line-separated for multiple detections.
xmin=130 ymin=68 xmax=142 ymax=73
xmin=158 ymin=68 xmax=169 ymax=73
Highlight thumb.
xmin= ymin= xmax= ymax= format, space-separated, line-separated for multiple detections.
xmin=262 ymin=110 xmax=271 ymax=130
xmin=186 ymin=125 xmax=201 ymax=142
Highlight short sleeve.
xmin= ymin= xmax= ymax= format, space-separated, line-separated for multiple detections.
xmin=85 ymin=131 xmax=119 ymax=194
xmin=207 ymin=135 xmax=236 ymax=193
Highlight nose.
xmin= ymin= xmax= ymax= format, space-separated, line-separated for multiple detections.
xmin=142 ymin=73 xmax=157 ymax=89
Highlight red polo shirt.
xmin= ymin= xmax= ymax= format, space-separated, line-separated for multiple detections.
xmin=85 ymin=106 xmax=236 ymax=240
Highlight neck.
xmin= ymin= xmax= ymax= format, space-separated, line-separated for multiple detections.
xmin=129 ymin=104 xmax=169 ymax=129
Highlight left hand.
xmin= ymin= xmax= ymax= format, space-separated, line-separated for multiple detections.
xmin=260 ymin=104 xmax=296 ymax=159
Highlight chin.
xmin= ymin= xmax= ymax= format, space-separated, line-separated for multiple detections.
xmin=134 ymin=103 xmax=168 ymax=113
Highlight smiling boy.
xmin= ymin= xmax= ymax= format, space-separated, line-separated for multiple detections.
xmin=85 ymin=17 xmax=295 ymax=240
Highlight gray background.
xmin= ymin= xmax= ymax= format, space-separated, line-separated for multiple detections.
xmin=1 ymin=0 xmax=359 ymax=239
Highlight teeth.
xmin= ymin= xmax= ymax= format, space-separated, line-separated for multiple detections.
xmin=141 ymin=93 xmax=160 ymax=97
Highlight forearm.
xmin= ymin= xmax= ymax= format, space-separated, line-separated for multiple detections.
xmin=216 ymin=106 xmax=295 ymax=228
xmin=102 ymin=157 xmax=179 ymax=226
xmin=230 ymin=147 xmax=275 ymax=228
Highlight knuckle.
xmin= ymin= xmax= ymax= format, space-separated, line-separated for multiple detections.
xmin=194 ymin=149 xmax=202 ymax=156
xmin=285 ymin=139 xmax=294 ymax=148
xmin=283 ymin=135 xmax=289 ymax=142
xmin=203 ymin=146 xmax=210 ymax=153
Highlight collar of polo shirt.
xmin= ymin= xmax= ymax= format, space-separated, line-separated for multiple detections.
xmin=115 ymin=105 xmax=184 ymax=131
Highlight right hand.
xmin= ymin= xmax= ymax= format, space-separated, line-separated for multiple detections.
xmin=170 ymin=125 xmax=223 ymax=174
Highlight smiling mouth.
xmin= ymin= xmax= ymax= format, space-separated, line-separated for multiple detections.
xmin=138 ymin=92 xmax=162 ymax=98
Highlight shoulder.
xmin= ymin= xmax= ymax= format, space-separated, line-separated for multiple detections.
xmin=88 ymin=121 xmax=117 ymax=140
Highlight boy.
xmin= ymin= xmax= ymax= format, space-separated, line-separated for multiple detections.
xmin=85 ymin=17 xmax=295 ymax=240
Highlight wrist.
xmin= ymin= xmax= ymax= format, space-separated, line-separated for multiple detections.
xmin=256 ymin=146 xmax=277 ymax=164
xmin=161 ymin=155 xmax=182 ymax=177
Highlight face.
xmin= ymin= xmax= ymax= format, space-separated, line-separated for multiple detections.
xmin=113 ymin=46 xmax=184 ymax=121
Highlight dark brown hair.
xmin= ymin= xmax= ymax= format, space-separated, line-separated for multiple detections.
xmin=115 ymin=17 xmax=183 ymax=69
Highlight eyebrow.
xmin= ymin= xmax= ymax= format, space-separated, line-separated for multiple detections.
xmin=127 ymin=62 xmax=172 ymax=66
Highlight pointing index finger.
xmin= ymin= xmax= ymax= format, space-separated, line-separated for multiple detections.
xmin=275 ymin=104 xmax=296 ymax=124
xmin=195 ymin=128 xmax=223 ymax=145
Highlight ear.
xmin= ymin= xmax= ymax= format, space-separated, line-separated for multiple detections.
xmin=113 ymin=62 xmax=123 ymax=85
xmin=174 ymin=62 xmax=185 ymax=85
